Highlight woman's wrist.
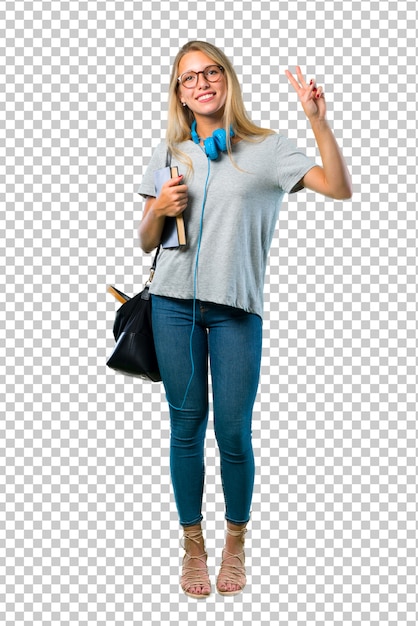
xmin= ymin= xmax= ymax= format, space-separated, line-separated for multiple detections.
xmin=308 ymin=115 xmax=329 ymax=129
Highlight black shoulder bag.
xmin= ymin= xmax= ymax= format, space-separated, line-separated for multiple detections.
xmin=106 ymin=246 xmax=161 ymax=381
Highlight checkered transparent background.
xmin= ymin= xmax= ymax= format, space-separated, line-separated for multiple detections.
xmin=1 ymin=0 xmax=417 ymax=624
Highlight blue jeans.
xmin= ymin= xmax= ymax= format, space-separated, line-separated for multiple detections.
xmin=151 ymin=295 xmax=262 ymax=527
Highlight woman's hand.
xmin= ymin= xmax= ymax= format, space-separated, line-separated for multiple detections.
xmin=138 ymin=175 xmax=188 ymax=253
xmin=153 ymin=175 xmax=188 ymax=218
xmin=285 ymin=66 xmax=326 ymax=121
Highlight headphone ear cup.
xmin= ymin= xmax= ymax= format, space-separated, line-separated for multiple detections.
xmin=191 ymin=123 xmax=234 ymax=160
xmin=203 ymin=137 xmax=219 ymax=161
xmin=212 ymin=128 xmax=228 ymax=153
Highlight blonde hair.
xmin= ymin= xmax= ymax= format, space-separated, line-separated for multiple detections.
xmin=166 ymin=41 xmax=274 ymax=173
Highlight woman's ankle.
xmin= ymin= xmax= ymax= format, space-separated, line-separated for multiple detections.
xmin=227 ymin=521 xmax=247 ymax=532
xmin=225 ymin=522 xmax=247 ymax=551
xmin=182 ymin=524 xmax=205 ymax=555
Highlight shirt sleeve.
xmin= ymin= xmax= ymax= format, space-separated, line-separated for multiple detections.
xmin=275 ymin=134 xmax=316 ymax=194
xmin=136 ymin=141 xmax=168 ymax=198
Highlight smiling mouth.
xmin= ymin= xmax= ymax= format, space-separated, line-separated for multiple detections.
xmin=196 ymin=92 xmax=216 ymax=102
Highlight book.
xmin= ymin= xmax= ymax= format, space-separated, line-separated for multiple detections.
xmin=153 ymin=165 xmax=186 ymax=249
xmin=107 ymin=285 xmax=130 ymax=304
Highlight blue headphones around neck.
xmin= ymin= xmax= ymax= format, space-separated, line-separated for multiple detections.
xmin=191 ymin=120 xmax=235 ymax=160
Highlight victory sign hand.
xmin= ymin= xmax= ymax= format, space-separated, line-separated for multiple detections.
xmin=285 ymin=66 xmax=327 ymax=121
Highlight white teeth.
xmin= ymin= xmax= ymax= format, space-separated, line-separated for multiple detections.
xmin=198 ymin=93 xmax=214 ymax=101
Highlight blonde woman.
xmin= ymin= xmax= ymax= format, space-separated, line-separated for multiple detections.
xmin=137 ymin=41 xmax=351 ymax=598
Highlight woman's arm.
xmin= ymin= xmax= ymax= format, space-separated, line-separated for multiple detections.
xmin=138 ymin=174 xmax=188 ymax=253
xmin=285 ymin=66 xmax=352 ymax=200
xmin=138 ymin=196 xmax=166 ymax=253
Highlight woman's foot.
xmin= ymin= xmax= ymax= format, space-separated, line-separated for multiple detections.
xmin=216 ymin=523 xmax=247 ymax=596
xmin=180 ymin=525 xmax=211 ymax=598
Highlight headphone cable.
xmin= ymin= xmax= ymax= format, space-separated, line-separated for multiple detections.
xmin=167 ymin=155 xmax=211 ymax=411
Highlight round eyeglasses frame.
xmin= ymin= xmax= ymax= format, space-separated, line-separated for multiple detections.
xmin=177 ymin=65 xmax=224 ymax=89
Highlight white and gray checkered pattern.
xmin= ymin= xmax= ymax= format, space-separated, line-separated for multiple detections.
xmin=1 ymin=0 xmax=417 ymax=624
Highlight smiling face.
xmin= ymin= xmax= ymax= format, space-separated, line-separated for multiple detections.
xmin=177 ymin=50 xmax=228 ymax=129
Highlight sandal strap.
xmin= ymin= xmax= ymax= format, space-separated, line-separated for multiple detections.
xmin=217 ymin=549 xmax=246 ymax=590
xmin=226 ymin=527 xmax=247 ymax=541
xmin=181 ymin=529 xmax=205 ymax=549
xmin=181 ymin=555 xmax=211 ymax=591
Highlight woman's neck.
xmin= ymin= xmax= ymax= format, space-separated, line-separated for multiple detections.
xmin=193 ymin=115 xmax=225 ymax=141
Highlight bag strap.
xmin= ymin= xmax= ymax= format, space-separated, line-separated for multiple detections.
xmin=148 ymin=148 xmax=172 ymax=284
xmin=147 ymin=245 xmax=160 ymax=284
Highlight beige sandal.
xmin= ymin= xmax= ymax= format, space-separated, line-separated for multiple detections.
xmin=216 ymin=527 xmax=247 ymax=596
xmin=180 ymin=529 xmax=211 ymax=599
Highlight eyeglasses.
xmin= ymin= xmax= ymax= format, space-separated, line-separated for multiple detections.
xmin=177 ymin=65 xmax=224 ymax=89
